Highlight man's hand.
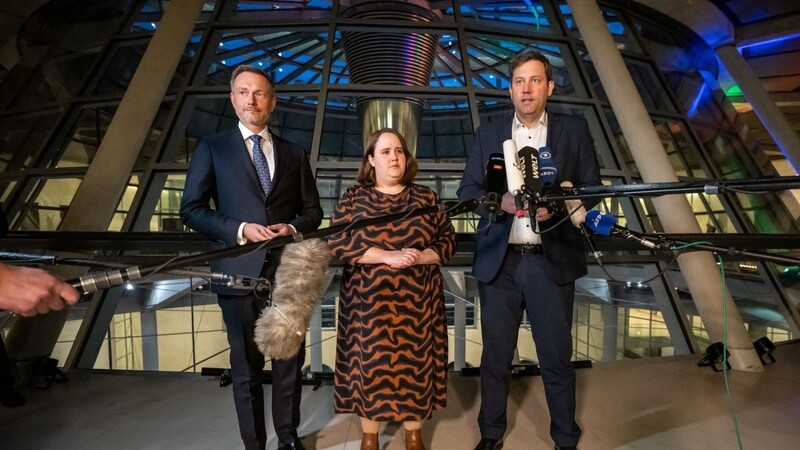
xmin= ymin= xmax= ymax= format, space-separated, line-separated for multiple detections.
xmin=243 ymin=223 xmax=294 ymax=242
xmin=534 ymin=206 xmax=551 ymax=222
xmin=0 ymin=263 xmax=81 ymax=317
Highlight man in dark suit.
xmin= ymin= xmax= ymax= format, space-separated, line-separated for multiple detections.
xmin=458 ymin=50 xmax=601 ymax=450
xmin=180 ymin=65 xmax=322 ymax=450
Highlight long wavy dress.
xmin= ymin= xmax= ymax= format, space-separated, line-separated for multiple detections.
xmin=328 ymin=183 xmax=456 ymax=421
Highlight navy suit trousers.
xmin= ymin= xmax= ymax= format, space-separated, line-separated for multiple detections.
xmin=218 ymin=292 xmax=305 ymax=450
xmin=477 ymin=251 xmax=581 ymax=447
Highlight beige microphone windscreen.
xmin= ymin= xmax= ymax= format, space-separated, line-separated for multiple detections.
xmin=560 ymin=181 xmax=586 ymax=228
xmin=254 ymin=238 xmax=331 ymax=360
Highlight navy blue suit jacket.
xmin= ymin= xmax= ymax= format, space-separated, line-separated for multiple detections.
xmin=457 ymin=113 xmax=601 ymax=285
xmin=180 ymin=128 xmax=322 ymax=296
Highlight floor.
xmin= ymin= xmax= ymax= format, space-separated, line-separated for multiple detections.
xmin=1 ymin=341 xmax=798 ymax=450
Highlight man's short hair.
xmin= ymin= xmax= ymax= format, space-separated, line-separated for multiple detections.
xmin=229 ymin=65 xmax=275 ymax=90
xmin=508 ymin=49 xmax=554 ymax=82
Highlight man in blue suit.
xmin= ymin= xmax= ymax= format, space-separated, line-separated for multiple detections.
xmin=458 ymin=50 xmax=601 ymax=450
xmin=180 ymin=65 xmax=322 ymax=450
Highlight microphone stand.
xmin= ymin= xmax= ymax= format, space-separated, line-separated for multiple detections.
xmin=657 ymin=236 xmax=800 ymax=266
xmin=542 ymin=176 xmax=800 ymax=202
xmin=71 ymin=199 xmax=480 ymax=293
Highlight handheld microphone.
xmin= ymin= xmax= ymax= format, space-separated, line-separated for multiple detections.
xmin=539 ymin=147 xmax=557 ymax=191
xmin=517 ymin=146 xmax=540 ymax=200
xmin=584 ymin=210 xmax=667 ymax=250
xmin=503 ymin=139 xmax=526 ymax=218
xmin=484 ymin=153 xmax=505 ymax=220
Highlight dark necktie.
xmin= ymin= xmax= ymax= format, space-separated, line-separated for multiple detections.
xmin=249 ymin=134 xmax=272 ymax=197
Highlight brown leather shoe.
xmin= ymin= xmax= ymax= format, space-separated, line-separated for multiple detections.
xmin=360 ymin=432 xmax=378 ymax=450
xmin=405 ymin=428 xmax=425 ymax=450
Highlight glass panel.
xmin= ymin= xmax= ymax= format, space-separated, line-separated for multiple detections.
xmin=129 ymin=0 xmax=215 ymax=33
xmin=418 ymin=98 xmax=473 ymax=162
xmin=582 ymin=52 xmax=675 ymax=113
xmin=0 ymin=110 xmax=62 ymax=171
xmin=130 ymin=0 xmax=168 ymax=32
xmin=205 ymin=30 xmax=330 ymax=86
xmin=670 ymin=265 xmax=794 ymax=346
xmin=109 ymin=175 xmax=140 ymax=232
xmin=52 ymin=307 xmax=91 ymax=366
xmin=8 ymin=52 xmax=101 ymax=109
xmin=164 ymin=96 xmax=237 ymax=164
xmin=466 ymin=35 xmax=581 ymax=96
xmin=5 ymin=0 xmax=129 ymax=109
xmin=151 ymin=174 xmax=187 ymax=232
xmin=54 ymin=106 xmax=114 ymax=168
xmin=0 ymin=181 xmax=17 ymax=204
xmin=318 ymin=96 xmax=361 ymax=162
xmin=431 ymin=34 xmax=467 ymax=87
xmin=15 ymin=178 xmax=82 ymax=231
xmin=227 ymin=0 xmax=333 ymax=21
xmin=545 ymin=262 xmax=680 ymax=362
xmin=269 ymin=95 xmax=318 ymax=151
xmin=559 ymin=2 xmax=643 ymax=54
xmin=92 ymin=32 xmax=201 ymax=95
xmin=171 ymin=94 xmax=317 ymax=164
xmin=92 ymin=42 xmax=149 ymax=96
xmin=53 ymin=101 xmax=171 ymax=170
xmin=455 ymin=0 xmax=558 ymax=35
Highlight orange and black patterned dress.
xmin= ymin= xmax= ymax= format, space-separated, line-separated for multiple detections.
xmin=328 ymin=183 xmax=456 ymax=421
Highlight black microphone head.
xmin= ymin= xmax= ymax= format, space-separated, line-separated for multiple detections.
xmin=485 ymin=153 xmax=506 ymax=214
xmin=486 ymin=153 xmax=506 ymax=194
xmin=517 ymin=146 xmax=540 ymax=196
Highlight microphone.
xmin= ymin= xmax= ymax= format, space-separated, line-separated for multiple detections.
xmin=484 ymin=153 xmax=505 ymax=220
xmin=539 ymin=147 xmax=557 ymax=191
xmin=584 ymin=210 xmax=667 ymax=250
xmin=517 ymin=146 xmax=540 ymax=200
xmin=503 ymin=139 xmax=526 ymax=218
xmin=255 ymin=238 xmax=331 ymax=360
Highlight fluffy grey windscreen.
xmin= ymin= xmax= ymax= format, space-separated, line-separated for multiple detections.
xmin=254 ymin=238 xmax=332 ymax=360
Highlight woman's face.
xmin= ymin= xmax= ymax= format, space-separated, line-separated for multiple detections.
xmin=369 ymin=132 xmax=407 ymax=188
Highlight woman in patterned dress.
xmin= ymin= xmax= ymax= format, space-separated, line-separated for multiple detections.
xmin=328 ymin=128 xmax=456 ymax=450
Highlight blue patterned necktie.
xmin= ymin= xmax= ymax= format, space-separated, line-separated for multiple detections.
xmin=249 ymin=134 xmax=272 ymax=197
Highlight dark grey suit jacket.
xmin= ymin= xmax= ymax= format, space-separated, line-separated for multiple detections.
xmin=180 ymin=128 xmax=322 ymax=295
xmin=457 ymin=113 xmax=601 ymax=285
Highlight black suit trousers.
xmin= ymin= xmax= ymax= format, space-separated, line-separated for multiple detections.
xmin=218 ymin=292 xmax=305 ymax=450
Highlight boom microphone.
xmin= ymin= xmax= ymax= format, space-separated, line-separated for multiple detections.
xmin=584 ymin=210 xmax=667 ymax=250
xmin=485 ymin=153 xmax=505 ymax=220
xmin=503 ymin=139 xmax=526 ymax=218
xmin=254 ymin=238 xmax=332 ymax=360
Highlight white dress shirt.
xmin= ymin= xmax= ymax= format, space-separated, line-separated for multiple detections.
xmin=236 ymin=123 xmax=277 ymax=245
xmin=508 ymin=112 xmax=548 ymax=245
